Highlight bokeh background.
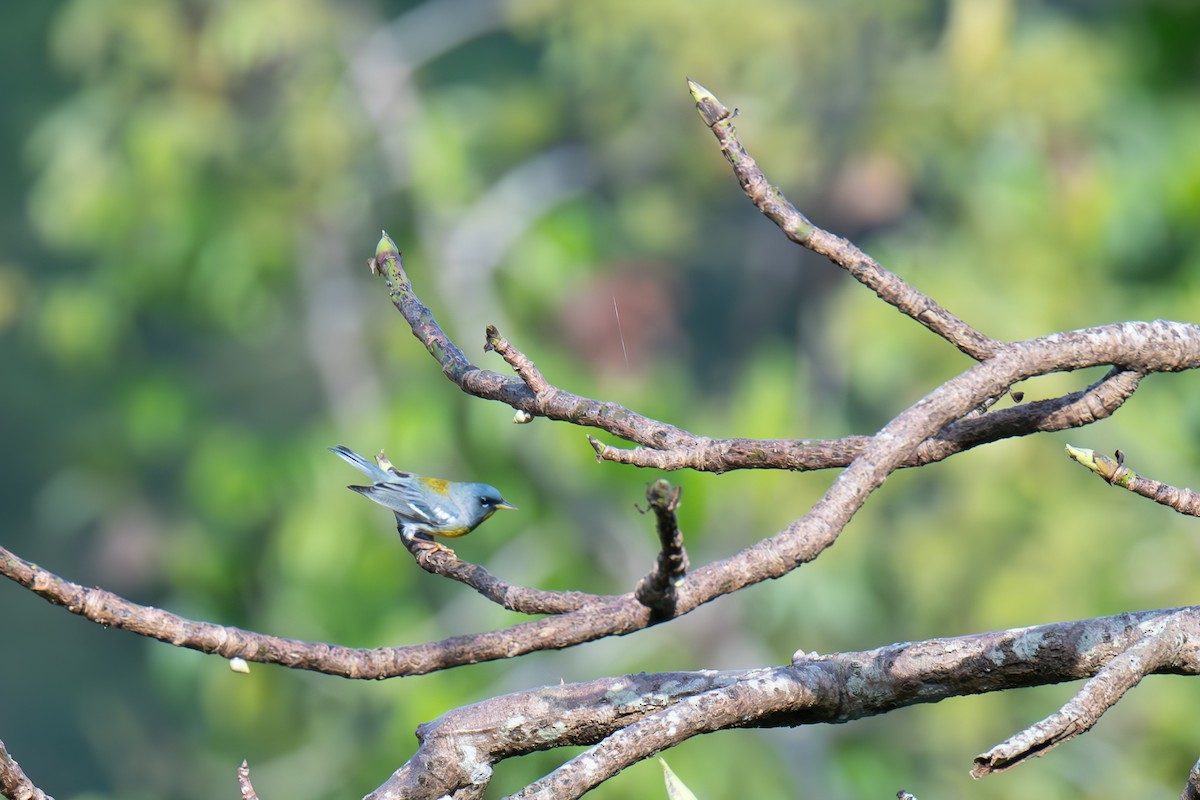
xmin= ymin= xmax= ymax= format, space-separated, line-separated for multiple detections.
xmin=3 ymin=1 xmax=1200 ymax=798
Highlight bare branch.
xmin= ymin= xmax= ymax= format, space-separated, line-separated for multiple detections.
xmin=237 ymin=760 xmax=259 ymax=800
xmin=686 ymin=79 xmax=1000 ymax=362
xmin=0 ymin=540 xmax=648 ymax=679
xmin=362 ymin=607 xmax=1200 ymax=800
xmin=1182 ymin=755 xmax=1200 ymax=800
xmin=507 ymin=668 xmax=822 ymax=800
xmin=973 ymin=609 xmax=1197 ymax=776
xmin=8 ymin=74 xmax=1194 ymax=800
xmin=6 ymin=323 xmax=1200 ymax=679
xmin=634 ymin=480 xmax=689 ymax=619
xmin=593 ymin=368 xmax=1144 ymax=472
xmin=371 ymin=233 xmax=699 ymax=451
xmin=371 ymin=231 xmax=1196 ymax=506
xmin=1066 ymin=444 xmax=1200 ymax=516
xmin=366 ymin=232 xmax=1200 ymax=656
xmin=0 ymin=738 xmax=53 ymax=800
xmin=484 ymin=324 xmax=552 ymax=398
xmin=395 ymin=523 xmax=611 ymax=615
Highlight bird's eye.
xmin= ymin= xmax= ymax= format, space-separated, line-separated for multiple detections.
xmin=479 ymin=497 xmax=492 ymax=507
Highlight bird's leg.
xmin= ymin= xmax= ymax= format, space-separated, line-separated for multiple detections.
xmin=399 ymin=525 xmax=455 ymax=557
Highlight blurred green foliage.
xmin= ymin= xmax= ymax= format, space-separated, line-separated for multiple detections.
xmin=2 ymin=0 xmax=1200 ymax=798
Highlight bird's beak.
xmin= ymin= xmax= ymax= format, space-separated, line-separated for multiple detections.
xmin=496 ymin=501 xmax=518 ymax=511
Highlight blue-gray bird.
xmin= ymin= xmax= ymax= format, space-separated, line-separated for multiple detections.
xmin=330 ymin=445 xmax=517 ymax=541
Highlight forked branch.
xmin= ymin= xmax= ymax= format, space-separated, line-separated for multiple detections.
xmin=4 ymin=80 xmax=1200 ymax=800
xmin=591 ymin=368 xmax=1143 ymax=472
xmin=973 ymin=609 xmax=1200 ymax=776
xmin=7 ymin=321 xmax=1193 ymax=681
xmin=362 ymin=608 xmax=1200 ymax=800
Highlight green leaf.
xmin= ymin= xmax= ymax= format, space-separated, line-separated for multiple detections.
xmin=660 ymin=757 xmax=700 ymax=800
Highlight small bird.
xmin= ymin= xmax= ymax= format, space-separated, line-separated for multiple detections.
xmin=330 ymin=445 xmax=517 ymax=543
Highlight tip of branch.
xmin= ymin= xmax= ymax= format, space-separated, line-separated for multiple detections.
xmin=1065 ymin=444 xmax=1119 ymax=481
xmin=372 ymin=231 xmax=400 ymax=275
xmin=1065 ymin=443 xmax=1128 ymax=482
xmin=686 ymin=78 xmax=731 ymax=127
xmin=647 ymin=479 xmax=682 ymax=511
xmin=484 ymin=324 xmax=501 ymax=353
xmin=686 ymin=78 xmax=711 ymax=101
xmin=238 ymin=759 xmax=259 ymax=800
xmin=1064 ymin=444 xmax=1094 ymax=466
xmin=376 ymin=230 xmax=398 ymax=258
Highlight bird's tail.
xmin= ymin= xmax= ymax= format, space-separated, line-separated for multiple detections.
xmin=329 ymin=445 xmax=386 ymax=482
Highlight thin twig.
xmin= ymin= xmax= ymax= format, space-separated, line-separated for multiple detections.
xmin=0 ymin=540 xmax=646 ymax=679
xmin=634 ymin=480 xmax=688 ymax=619
xmin=1066 ymin=445 xmax=1200 ymax=516
xmin=687 ymin=79 xmax=1000 ymax=362
xmin=371 ymin=234 xmax=698 ymax=450
xmin=395 ymin=523 xmax=609 ymax=615
xmin=485 ymin=324 xmax=552 ymax=398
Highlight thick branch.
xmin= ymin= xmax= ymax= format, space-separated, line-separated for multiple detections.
xmin=363 ymin=607 xmax=1200 ymax=800
xmin=973 ymin=609 xmax=1200 ymax=777
xmin=1183 ymin=755 xmax=1200 ymax=800
xmin=0 ymin=738 xmax=53 ymax=800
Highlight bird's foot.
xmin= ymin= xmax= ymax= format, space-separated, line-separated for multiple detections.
xmin=400 ymin=528 xmax=455 ymax=559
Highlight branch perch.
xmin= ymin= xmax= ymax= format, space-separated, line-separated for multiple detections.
xmin=5 ymin=322 xmax=1200 ymax=678
xmin=6 ymin=79 xmax=1200 ymax=799
xmin=395 ymin=521 xmax=610 ymax=615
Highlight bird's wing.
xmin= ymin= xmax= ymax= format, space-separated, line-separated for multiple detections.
xmin=357 ymin=481 xmax=458 ymax=530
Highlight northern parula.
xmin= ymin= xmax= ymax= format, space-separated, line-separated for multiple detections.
xmin=330 ymin=445 xmax=517 ymax=541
